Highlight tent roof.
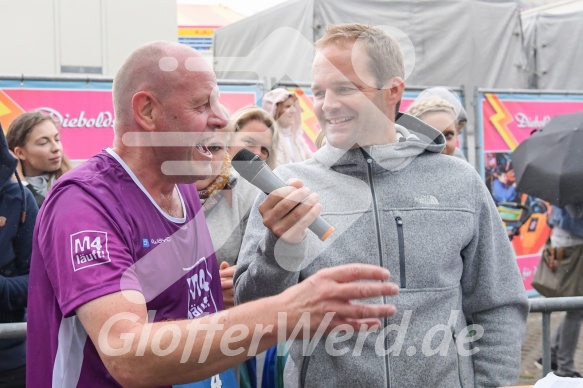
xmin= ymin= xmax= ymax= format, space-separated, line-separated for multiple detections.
xmin=214 ymin=0 xmax=528 ymax=90
xmin=521 ymin=0 xmax=583 ymax=14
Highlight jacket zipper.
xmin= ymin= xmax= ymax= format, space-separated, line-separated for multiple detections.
xmin=452 ymin=327 xmax=464 ymax=388
xmin=395 ymin=216 xmax=406 ymax=288
xmin=361 ymin=149 xmax=391 ymax=388
xmin=300 ymin=355 xmax=311 ymax=388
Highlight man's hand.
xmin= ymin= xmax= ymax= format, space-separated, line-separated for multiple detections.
xmin=75 ymin=263 xmax=398 ymax=386
xmin=258 ymin=179 xmax=321 ymax=244
xmin=281 ymin=264 xmax=400 ymax=335
xmin=219 ymin=261 xmax=236 ymax=309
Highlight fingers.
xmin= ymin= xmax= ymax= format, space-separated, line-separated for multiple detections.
xmin=317 ymin=264 xmax=392 ymax=284
xmin=279 ymin=199 xmax=322 ymax=244
xmin=219 ymin=262 xmax=236 ymax=279
xmin=219 ymin=262 xmax=235 ymax=292
xmin=260 ymin=186 xmax=313 ymax=224
xmin=329 ymin=302 xmax=397 ymax=321
xmin=259 ymin=181 xmax=322 ymax=242
xmin=320 ymin=303 xmax=397 ymax=334
xmin=327 ymin=318 xmax=383 ymax=332
xmin=285 ymin=178 xmax=304 ymax=189
xmin=301 ymin=265 xmax=398 ymax=333
xmin=220 ymin=261 xmax=235 ymax=309
xmin=258 ymin=179 xmax=305 ymax=218
xmin=222 ymin=288 xmax=235 ymax=309
xmin=325 ymin=281 xmax=399 ymax=301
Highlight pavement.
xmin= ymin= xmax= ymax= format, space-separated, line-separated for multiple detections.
xmin=519 ymin=311 xmax=583 ymax=385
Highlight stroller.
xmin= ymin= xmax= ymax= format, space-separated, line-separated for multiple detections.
xmin=497 ymin=201 xmax=533 ymax=241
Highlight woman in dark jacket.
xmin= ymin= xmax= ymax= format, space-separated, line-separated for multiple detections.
xmin=0 ymin=125 xmax=38 ymax=387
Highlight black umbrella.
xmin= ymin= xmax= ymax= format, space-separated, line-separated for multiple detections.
xmin=511 ymin=111 xmax=583 ymax=207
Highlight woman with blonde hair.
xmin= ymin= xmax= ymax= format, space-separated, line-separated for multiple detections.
xmin=228 ymin=106 xmax=277 ymax=169
xmin=7 ymin=111 xmax=71 ymax=207
xmin=406 ymin=97 xmax=459 ymax=156
xmin=262 ymin=88 xmax=312 ymax=166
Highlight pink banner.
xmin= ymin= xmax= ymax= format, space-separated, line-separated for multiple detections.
xmin=517 ymin=254 xmax=540 ymax=293
xmin=0 ymin=87 xmax=257 ymax=160
xmin=482 ymin=95 xmax=583 ymax=152
xmin=480 ymin=92 xmax=583 ymax=292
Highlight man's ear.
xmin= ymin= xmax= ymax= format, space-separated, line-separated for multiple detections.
xmin=132 ymin=91 xmax=157 ymax=131
xmin=382 ymin=76 xmax=405 ymax=108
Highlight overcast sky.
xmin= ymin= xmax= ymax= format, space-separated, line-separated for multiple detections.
xmin=176 ymin=0 xmax=289 ymax=16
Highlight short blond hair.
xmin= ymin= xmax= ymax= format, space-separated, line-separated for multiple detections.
xmin=315 ymin=23 xmax=405 ymax=88
xmin=231 ymin=106 xmax=274 ymax=133
xmin=230 ymin=106 xmax=277 ymax=169
xmin=406 ymin=97 xmax=457 ymax=123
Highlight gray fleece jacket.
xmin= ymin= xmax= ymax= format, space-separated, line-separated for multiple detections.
xmin=234 ymin=113 xmax=528 ymax=388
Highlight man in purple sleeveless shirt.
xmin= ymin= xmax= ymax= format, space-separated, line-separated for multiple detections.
xmin=26 ymin=41 xmax=400 ymax=387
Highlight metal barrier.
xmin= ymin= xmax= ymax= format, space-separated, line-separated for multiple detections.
xmin=2 ymin=296 xmax=582 ymax=375
xmin=0 ymin=322 xmax=26 ymax=339
xmin=529 ymin=296 xmax=583 ymax=376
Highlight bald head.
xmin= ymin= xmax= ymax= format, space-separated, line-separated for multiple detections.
xmin=112 ymin=41 xmax=211 ymax=133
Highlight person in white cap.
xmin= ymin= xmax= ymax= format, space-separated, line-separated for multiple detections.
xmin=262 ymin=88 xmax=313 ymax=166
xmin=416 ymin=86 xmax=468 ymax=161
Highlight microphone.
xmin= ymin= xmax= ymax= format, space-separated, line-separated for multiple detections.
xmin=232 ymin=148 xmax=334 ymax=241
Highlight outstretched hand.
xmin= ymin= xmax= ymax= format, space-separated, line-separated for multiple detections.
xmin=281 ymin=263 xmax=399 ymax=335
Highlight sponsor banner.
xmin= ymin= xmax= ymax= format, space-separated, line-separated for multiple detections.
xmin=178 ymin=27 xmax=216 ymax=52
xmin=0 ymin=80 xmax=261 ymax=160
xmin=480 ymin=92 xmax=583 ymax=152
xmin=478 ymin=91 xmax=583 ymax=291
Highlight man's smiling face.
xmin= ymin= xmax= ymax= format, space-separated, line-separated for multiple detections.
xmin=311 ymin=42 xmax=396 ymax=149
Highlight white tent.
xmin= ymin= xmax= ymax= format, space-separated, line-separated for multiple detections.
xmin=521 ymin=0 xmax=583 ymax=89
xmin=214 ymin=0 xmax=529 ymax=90
xmin=213 ymin=0 xmax=530 ymax=164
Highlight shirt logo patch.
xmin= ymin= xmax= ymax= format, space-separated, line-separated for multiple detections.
xmin=186 ymin=257 xmax=216 ymax=318
xmin=142 ymin=238 xmax=150 ymax=248
xmin=70 ymin=230 xmax=111 ymax=271
xmin=414 ymin=195 xmax=439 ymax=206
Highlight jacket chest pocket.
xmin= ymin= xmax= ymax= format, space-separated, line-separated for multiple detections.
xmin=382 ymin=210 xmax=472 ymax=290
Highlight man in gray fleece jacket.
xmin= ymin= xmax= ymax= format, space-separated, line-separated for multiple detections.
xmin=234 ymin=23 xmax=528 ymax=388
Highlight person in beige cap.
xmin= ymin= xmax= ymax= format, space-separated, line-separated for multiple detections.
xmin=262 ymin=88 xmax=313 ymax=166
xmin=415 ymin=86 xmax=468 ymax=161
xmin=406 ymin=96 xmax=459 ymax=156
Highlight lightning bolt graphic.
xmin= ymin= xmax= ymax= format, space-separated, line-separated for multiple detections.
xmin=292 ymin=88 xmax=321 ymax=151
xmin=0 ymin=91 xmax=26 ymax=132
xmin=486 ymin=93 xmax=518 ymax=150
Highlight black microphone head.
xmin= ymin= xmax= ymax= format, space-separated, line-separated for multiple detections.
xmin=232 ymin=148 xmax=267 ymax=181
xmin=232 ymin=148 xmax=260 ymax=163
